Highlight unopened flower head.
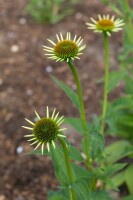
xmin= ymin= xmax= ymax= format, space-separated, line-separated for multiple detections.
xmin=22 ymin=107 xmax=66 ymax=154
xmin=86 ymin=15 xmax=124 ymax=36
xmin=43 ymin=32 xmax=86 ymax=62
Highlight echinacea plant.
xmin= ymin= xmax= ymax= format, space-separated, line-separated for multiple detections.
xmin=22 ymin=107 xmax=76 ymax=199
xmin=44 ymin=32 xmax=91 ymax=170
xmin=86 ymin=14 xmax=124 ymax=135
xmin=22 ymin=14 xmax=127 ymax=200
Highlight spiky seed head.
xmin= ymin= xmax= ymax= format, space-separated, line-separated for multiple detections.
xmin=96 ymin=19 xmax=114 ymax=31
xmin=54 ymin=40 xmax=79 ymax=61
xmin=86 ymin=15 xmax=124 ymax=36
xmin=43 ymin=32 xmax=86 ymax=62
xmin=33 ymin=118 xmax=58 ymax=143
xmin=22 ymin=107 xmax=67 ymax=154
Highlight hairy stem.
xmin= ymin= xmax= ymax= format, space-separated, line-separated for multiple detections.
xmin=124 ymin=0 xmax=133 ymax=44
xmin=68 ymin=61 xmax=92 ymax=170
xmin=58 ymin=137 xmax=76 ymax=200
xmin=101 ymin=33 xmax=109 ymax=135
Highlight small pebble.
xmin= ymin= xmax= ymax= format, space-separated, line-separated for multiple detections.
xmin=19 ymin=17 xmax=26 ymax=25
xmin=0 ymin=195 xmax=6 ymax=200
xmin=75 ymin=12 xmax=82 ymax=20
xmin=46 ymin=65 xmax=53 ymax=73
xmin=83 ymin=95 xmax=88 ymax=101
xmin=26 ymin=89 xmax=33 ymax=96
xmin=10 ymin=45 xmax=19 ymax=53
xmin=7 ymin=31 xmax=15 ymax=39
xmin=16 ymin=146 xmax=23 ymax=154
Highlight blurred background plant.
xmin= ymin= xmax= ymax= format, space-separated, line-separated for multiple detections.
xmin=101 ymin=0 xmax=133 ymax=197
xmin=25 ymin=0 xmax=80 ymax=24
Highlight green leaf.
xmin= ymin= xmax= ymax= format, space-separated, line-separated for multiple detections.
xmin=125 ymin=76 xmax=133 ymax=94
xmin=105 ymin=141 xmax=133 ymax=164
xmin=48 ymin=190 xmax=69 ymax=200
xmin=107 ymin=95 xmax=133 ymax=139
xmin=72 ymin=164 xmax=92 ymax=180
xmin=51 ymin=75 xmax=80 ymax=111
xmin=109 ymin=171 xmax=125 ymax=189
xmin=122 ymin=195 xmax=133 ymax=200
xmin=48 ymin=194 xmax=66 ymax=200
xmin=96 ymin=164 xmax=126 ymax=191
xmin=90 ymin=131 xmax=104 ymax=160
xmin=90 ymin=115 xmax=101 ymax=134
xmin=82 ymin=115 xmax=104 ymax=160
xmin=64 ymin=117 xmax=83 ymax=134
xmin=64 ymin=117 xmax=90 ymax=135
xmin=108 ymin=70 xmax=126 ymax=93
xmin=69 ymin=146 xmax=83 ymax=162
xmin=125 ymin=165 xmax=133 ymax=195
xmin=97 ymin=69 xmax=126 ymax=93
xmin=109 ymin=95 xmax=133 ymax=111
xmin=91 ymin=190 xmax=113 ymax=200
xmin=50 ymin=146 xmax=69 ymax=185
xmin=117 ymin=115 xmax=133 ymax=127
xmin=103 ymin=163 xmax=127 ymax=177
xmin=71 ymin=179 xmax=90 ymax=200
xmin=104 ymin=177 xmax=119 ymax=191
xmin=102 ymin=163 xmax=126 ymax=190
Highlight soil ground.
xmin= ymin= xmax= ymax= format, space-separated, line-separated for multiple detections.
xmin=0 ymin=0 xmax=126 ymax=199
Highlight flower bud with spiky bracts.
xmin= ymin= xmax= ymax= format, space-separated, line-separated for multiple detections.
xmin=43 ymin=32 xmax=86 ymax=62
xmin=22 ymin=107 xmax=66 ymax=154
xmin=86 ymin=15 xmax=124 ymax=36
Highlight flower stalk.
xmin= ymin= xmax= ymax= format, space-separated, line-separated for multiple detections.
xmin=58 ymin=137 xmax=76 ymax=200
xmin=68 ymin=60 xmax=92 ymax=170
xmin=101 ymin=33 xmax=109 ymax=135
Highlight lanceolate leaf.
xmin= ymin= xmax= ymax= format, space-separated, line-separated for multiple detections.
xmin=71 ymin=179 xmax=90 ymax=200
xmin=125 ymin=165 xmax=133 ymax=195
xmin=50 ymin=146 xmax=69 ymax=185
xmin=90 ymin=132 xmax=104 ymax=160
xmin=108 ymin=70 xmax=126 ymax=93
xmin=91 ymin=190 xmax=113 ymax=200
xmin=72 ymin=164 xmax=92 ymax=180
xmin=109 ymin=171 xmax=125 ymax=189
xmin=48 ymin=189 xmax=69 ymax=200
xmin=48 ymin=194 xmax=66 ymax=200
xmin=64 ymin=117 xmax=90 ymax=135
xmin=105 ymin=141 xmax=133 ymax=164
xmin=103 ymin=163 xmax=127 ymax=177
xmin=122 ymin=195 xmax=133 ymax=200
xmin=51 ymin=75 xmax=80 ymax=111
xmin=102 ymin=163 xmax=127 ymax=190
xmin=69 ymin=146 xmax=84 ymax=162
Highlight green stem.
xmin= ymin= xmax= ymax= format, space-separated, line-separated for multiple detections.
xmin=124 ymin=0 xmax=133 ymax=44
xmin=101 ymin=33 xmax=109 ymax=135
xmin=67 ymin=61 xmax=92 ymax=170
xmin=58 ymin=137 xmax=76 ymax=200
